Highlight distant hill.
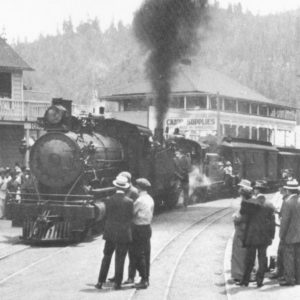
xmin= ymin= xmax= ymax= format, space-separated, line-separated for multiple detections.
xmin=13 ymin=3 xmax=300 ymax=107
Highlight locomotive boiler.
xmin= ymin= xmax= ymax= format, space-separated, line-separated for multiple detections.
xmin=7 ymin=99 xmax=181 ymax=243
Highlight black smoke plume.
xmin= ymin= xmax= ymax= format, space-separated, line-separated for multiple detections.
xmin=134 ymin=0 xmax=209 ymax=130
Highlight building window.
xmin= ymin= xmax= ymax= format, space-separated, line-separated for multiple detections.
xmin=224 ymin=99 xmax=236 ymax=112
xmin=224 ymin=124 xmax=236 ymax=137
xmin=251 ymin=103 xmax=258 ymax=115
xmin=186 ymin=96 xmax=207 ymax=110
xmin=259 ymin=128 xmax=268 ymax=142
xmin=276 ymin=107 xmax=285 ymax=119
xmin=269 ymin=106 xmax=276 ymax=117
xmin=285 ymin=109 xmax=296 ymax=121
xmin=259 ymin=104 xmax=268 ymax=116
xmin=238 ymin=126 xmax=250 ymax=139
xmin=123 ymin=98 xmax=149 ymax=111
xmin=252 ymin=127 xmax=258 ymax=140
xmin=210 ymin=97 xmax=217 ymax=110
xmin=170 ymin=96 xmax=184 ymax=109
xmin=0 ymin=72 xmax=11 ymax=98
xmin=238 ymin=101 xmax=250 ymax=114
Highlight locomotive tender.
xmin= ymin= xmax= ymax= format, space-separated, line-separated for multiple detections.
xmin=7 ymin=99 xmax=182 ymax=243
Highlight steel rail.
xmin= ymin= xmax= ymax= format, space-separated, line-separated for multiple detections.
xmin=127 ymin=206 xmax=231 ymax=300
xmin=163 ymin=210 xmax=232 ymax=300
xmin=0 ymin=245 xmax=30 ymax=261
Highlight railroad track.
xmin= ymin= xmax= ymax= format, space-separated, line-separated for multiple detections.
xmin=128 ymin=206 xmax=233 ymax=300
xmin=0 ymin=244 xmax=69 ymax=285
xmin=0 ymin=243 xmax=30 ymax=261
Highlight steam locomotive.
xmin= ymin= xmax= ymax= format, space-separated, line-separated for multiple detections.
xmin=7 ymin=99 xmax=190 ymax=243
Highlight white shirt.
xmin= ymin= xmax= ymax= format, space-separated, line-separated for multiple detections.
xmin=133 ymin=191 xmax=154 ymax=225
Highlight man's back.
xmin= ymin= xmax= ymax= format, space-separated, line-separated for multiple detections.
xmin=104 ymin=192 xmax=133 ymax=243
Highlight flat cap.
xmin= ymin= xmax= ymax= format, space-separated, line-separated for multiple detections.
xmin=136 ymin=178 xmax=151 ymax=189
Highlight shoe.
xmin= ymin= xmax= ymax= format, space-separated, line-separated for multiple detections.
xmin=257 ymin=281 xmax=264 ymax=288
xmin=95 ymin=282 xmax=103 ymax=289
xmin=123 ymin=278 xmax=134 ymax=284
xmin=135 ymin=281 xmax=149 ymax=289
xmin=236 ymin=281 xmax=249 ymax=287
xmin=113 ymin=283 xmax=121 ymax=290
xmin=269 ymin=273 xmax=279 ymax=279
xmin=279 ymin=280 xmax=294 ymax=286
xmin=108 ymin=277 xmax=115 ymax=282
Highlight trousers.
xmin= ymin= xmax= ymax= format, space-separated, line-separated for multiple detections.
xmin=98 ymin=239 xmax=129 ymax=286
xmin=131 ymin=224 xmax=151 ymax=282
xmin=282 ymin=243 xmax=300 ymax=285
xmin=242 ymin=245 xmax=268 ymax=284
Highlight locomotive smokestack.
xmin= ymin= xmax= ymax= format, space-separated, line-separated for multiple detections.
xmin=133 ymin=0 xmax=209 ymax=132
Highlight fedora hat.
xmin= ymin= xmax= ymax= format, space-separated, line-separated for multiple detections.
xmin=118 ymin=171 xmax=132 ymax=182
xmin=284 ymin=179 xmax=299 ymax=190
xmin=237 ymin=179 xmax=252 ymax=191
xmin=225 ymin=161 xmax=232 ymax=166
xmin=253 ymin=181 xmax=266 ymax=190
xmin=113 ymin=175 xmax=130 ymax=189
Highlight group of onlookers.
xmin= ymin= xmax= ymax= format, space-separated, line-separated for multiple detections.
xmin=0 ymin=162 xmax=31 ymax=219
xmin=93 ymin=171 xmax=154 ymax=290
xmin=231 ymin=176 xmax=300 ymax=287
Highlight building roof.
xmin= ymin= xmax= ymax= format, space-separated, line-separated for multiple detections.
xmin=0 ymin=38 xmax=33 ymax=71
xmin=103 ymin=62 xmax=275 ymax=105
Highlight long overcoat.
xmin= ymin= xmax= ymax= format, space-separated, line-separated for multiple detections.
xmin=280 ymin=194 xmax=300 ymax=244
xmin=241 ymin=201 xmax=275 ymax=247
xmin=103 ymin=192 xmax=133 ymax=244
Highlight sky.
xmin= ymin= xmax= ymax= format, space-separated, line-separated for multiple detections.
xmin=1 ymin=0 xmax=300 ymax=43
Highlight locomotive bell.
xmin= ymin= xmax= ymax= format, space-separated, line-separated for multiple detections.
xmin=29 ymin=132 xmax=83 ymax=188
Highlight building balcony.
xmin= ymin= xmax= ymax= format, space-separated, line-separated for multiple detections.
xmin=0 ymin=98 xmax=50 ymax=122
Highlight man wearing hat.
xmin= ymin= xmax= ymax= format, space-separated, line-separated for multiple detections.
xmin=107 ymin=171 xmax=139 ymax=284
xmin=131 ymin=178 xmax=154 ymax=289
xmin=239 ymin=181 xmax=275 ymax=287
xmin=95 ymin=175 xmax=133 ymax=290
xmin=279 ymin=179 xmax=300 ymax=286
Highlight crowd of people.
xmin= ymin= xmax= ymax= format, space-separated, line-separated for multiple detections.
xmin=231 ymin=174 xmax=300 ymax=287
xmin=0 ymin=162 xmax=31 ymax=219
xmin=93 ymin=171 xmax=154 ymax=290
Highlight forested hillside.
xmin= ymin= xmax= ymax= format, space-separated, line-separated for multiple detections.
xmin=14 ymin=3 xmax=300 ymax=107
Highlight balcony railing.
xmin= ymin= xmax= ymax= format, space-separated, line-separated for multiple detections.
xmin=0 ymin=98 xmax=50 ymax=122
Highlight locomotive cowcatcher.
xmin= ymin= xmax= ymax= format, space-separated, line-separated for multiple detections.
xmin=6 ymin=99 xmax=185 ymax=244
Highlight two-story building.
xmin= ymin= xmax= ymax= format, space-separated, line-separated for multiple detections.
xmin=0 ymin=37 xmax=50 ymax=166
xmin=96 ymin=62 xmax=298 ymax=148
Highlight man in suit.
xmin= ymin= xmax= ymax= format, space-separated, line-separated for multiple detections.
xmin=279 ymin=179 xmax=300 ymax=286
xmin=95 ymin=175 xmax=133 ymax=290
xmin=239 ymin=181 xmax=275 ymax=287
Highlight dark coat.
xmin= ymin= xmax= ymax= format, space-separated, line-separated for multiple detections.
xmin=241 ymin=201 xmax=275 ymax=247
xmin=280 ymin=194 xmax=300 ymax=244
xmin=103 ymin=192 xmax=133 ymax=244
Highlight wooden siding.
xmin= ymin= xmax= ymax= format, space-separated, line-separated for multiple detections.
xmin=0 ymin=125 xmax=23 ymax=167
xmin=11 ymin=71 xmax=22 ymax=101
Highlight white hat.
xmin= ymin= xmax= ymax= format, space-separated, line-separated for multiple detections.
xmin=283 ymin=179 xmax=299 ymax=190
xmin=237 ymin=179 xmax=252 ymax=191
xmin=113 ymin=175 xmax=130 ymax=189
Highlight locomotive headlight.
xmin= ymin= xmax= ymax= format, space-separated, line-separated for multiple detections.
xmin=45 ymin=106 xmax=63 ymax=124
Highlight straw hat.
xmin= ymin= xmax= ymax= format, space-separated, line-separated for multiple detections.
xmin=237 ymin=179 xmax=253 ymax=191
xmin=225 ymin=161 xmax=232 ymax=166
xmin=113 ymin=175 xmax=130 ymax=189
xmin=118 ymin=171 xmax=132 ymax=182
xmin=283 ymin=179 xmax=299 ymax=190
xmin=253 ymin=181 xmax=266 ymax=190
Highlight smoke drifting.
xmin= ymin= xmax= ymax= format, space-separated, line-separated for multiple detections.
xmin=133 ymin=0 xmax=209 ymax=130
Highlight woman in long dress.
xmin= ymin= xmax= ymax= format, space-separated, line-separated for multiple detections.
xmin=231 ymin=179 xmax=253 ymax=283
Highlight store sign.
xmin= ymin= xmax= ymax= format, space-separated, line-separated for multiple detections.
xmin=165 ymin=117 xmax=217 ymax=132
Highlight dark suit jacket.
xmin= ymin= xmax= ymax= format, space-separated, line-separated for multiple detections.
xmin=103 ymin=192 xmax=133 ymax=244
